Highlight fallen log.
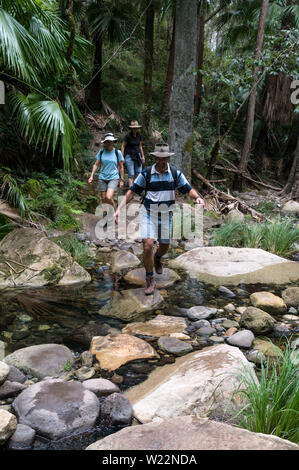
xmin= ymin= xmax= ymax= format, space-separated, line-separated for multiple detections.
xmin=193 ymin=169 xmax=264 ymax=219
xmin=214 ymin=166 xmax=282 ymax=191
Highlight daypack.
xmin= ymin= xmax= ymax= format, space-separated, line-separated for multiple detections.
xmin=141 ymin=164 xmax=179 ymax=203
xmin=98 ymin=148 xmax=121 ymax=176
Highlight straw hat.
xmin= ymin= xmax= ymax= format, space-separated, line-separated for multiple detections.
xmin=128 ymin=120 xmax=142 ymax=129
xmin=101 ymin=132 xmax=118 ymax=143
xmin=150 ymin=143 xmax=175 ymax=158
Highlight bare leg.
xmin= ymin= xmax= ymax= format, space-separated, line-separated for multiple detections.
xmin=105 ymin=188 xmax=115 ymax=209
xmin=143 ymin=238 xmax=155 ymax=273
xmin=156 ymin=242 xmax=170 ymax=257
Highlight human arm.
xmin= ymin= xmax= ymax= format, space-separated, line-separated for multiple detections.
xmin=88 ymin=159 xmax=100 ymax=183
xmin=114 ymin=189 xmax=135 ymax=224
xmin=188 ymin=188 xmax=205 ymax=206
xmin=139 ymin=142 xmax=145 ymax=164
xmin=121 ymin=140 xmax=126 ymax=158
xmin=119 ymin=161 xmax=124 ymax=188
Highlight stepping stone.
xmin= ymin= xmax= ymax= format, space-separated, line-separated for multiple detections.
xmin=98 ymin=288 xmax=164 ymax=322
xmin=124 ymin=268 xmax=180 ymax=288
xmin=12 ymin=379 xmax=100 ymax=440
xmin=169 ymin=247 xmax=299 ymax=285
xmin=157 ymin=337 xmax=193 ymax=356
xmin=122 ymin=315 xmax=188 ymax=339
xmin=90 ymin=334 xmax=159 ymax=372
xmin=250 ymin=292 xmax=287 ymax=315
xmin=226 ymin=330 xmax=255 ymax=349
xmin=111 ymin=250 xmax=140 ymax=273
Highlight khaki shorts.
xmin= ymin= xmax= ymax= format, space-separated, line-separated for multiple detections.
xmin=98 ymin=178 xmax=119 ymax=191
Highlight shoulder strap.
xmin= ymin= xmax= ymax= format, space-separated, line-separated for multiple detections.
xmin=115 ymin=148 xmax=120 ymax=162
xmin=169 ymin=164 xmax=179 ymax=187
xmin=145 ymin=166 xmax=152 ymax=189
xmin=99 ymin=149 xmax=104 ymax=164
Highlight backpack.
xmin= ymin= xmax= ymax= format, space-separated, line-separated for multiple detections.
xmin=98 ymin=148 xmax=121 ymax=175
xmin=141 ymin=164 xmax=179 ymax=203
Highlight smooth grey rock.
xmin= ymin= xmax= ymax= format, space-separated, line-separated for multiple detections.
xmin=12 ymin=379 xmax=100 ymax=440
xmin=6 ymin=365 xmax=26 ymax=384
xmin=282 ymin=287 xmax=299 ymax=307
xmin=222 ymin=319 xmax=239 ymax=329
xmin=157 ymin=337 xmax=193 ymax=356
xmin=224 ymin=303 xmax=235 ymax=312
xmin=187 ymin=320 xmax=211 ymax=332
xmin=226 ymin=330 xmax=255 ymax=349
xmin=186 ymin=306 xmax=217 ymax=321
xmin=8 ymin=424 xmax=36 ymax=449
xmin=209 ymin=336 xmax=225 ymax=344
xmin=101 ymin=393 xmax=133 ymax=426
xmin=86 ymin=416 xmax=299 ymax=450
xmin=273 ymin=325 xmax=292 ymax=338
xmin=0 ymin=381 xmax=27 ymax=399
xmin=196 ymin=327 xmax=216 ymax=337
xmin=218 ymin=286 xmax=236 ymax=298
xmin=82 ymin=379 xmax=120 ymax=397
xmin=3 ymin=344 xmax=74 ymax=379
xmin=246 ymin=349 xmax=266 ymax=366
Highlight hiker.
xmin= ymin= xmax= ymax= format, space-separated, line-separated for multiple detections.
xmin=88 ymin=132 xmax=124 ymax=209
xmin=121 ymin=120 xmax=145 ymax=188
xmin=114 ymin=143 xmax=205 ymax=295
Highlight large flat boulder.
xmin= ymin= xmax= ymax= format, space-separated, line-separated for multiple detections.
xmin=86 ymin=415 xmax=299 ymax=450
xmin=111 ymin=250 xmax=141 ymax=273
xmin=3 ymin=344 xmax=74 ymax=379
xmin=125 ymin=344 xmax=257 ymax=423
xmin=122 ymin=315 xmax=188 ymax=338
xmin=98 ymin=288 xmax=164 ymax=322
xmin=169 ymin=246 xmax=299 ymax=285
xmin=0 ymin=228 xmax=91 ymax=287
xmin=90 ymin=334 xmax=159 ymax=372
xmin=12 ymin=379 xmax=100 ymax=440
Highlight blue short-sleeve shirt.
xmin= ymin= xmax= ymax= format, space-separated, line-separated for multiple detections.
xmin=96 ymin=149 xmax=124 ymax=181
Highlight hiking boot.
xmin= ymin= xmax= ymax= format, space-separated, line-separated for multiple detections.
xmin=154 ymin=253 xmax=163 ymax=275
xmin=145 ymin=275 xmax=156 ymax=295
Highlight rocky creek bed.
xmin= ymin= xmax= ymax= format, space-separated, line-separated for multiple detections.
xmin=0 ymin=226 xmax=298 ymax=450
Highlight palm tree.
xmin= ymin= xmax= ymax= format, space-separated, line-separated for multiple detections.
xmin=86 ymin=0 xmax=139 ymax=109
xmin=0 ymin=0 xmax=91 ymax=171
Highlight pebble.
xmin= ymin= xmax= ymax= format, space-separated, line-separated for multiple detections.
xmin=196 ymin=327 xmax=216 ymax=337
xmin=273 ymin=325 xmax=292 ymax=338
xmin=218 ymin=286 xmax=235 ymax=298
xmin=246 ymin=349 xmax=266 ymax=365
xmin=288 ymin=307 xmax=297 ymax=315
xmin=224 ymin=304 xmax=235 ymax=313
xmin=8 ymin=424 xmax=36 ymax=450
xmin=283 ymin=314 xmax=299 ymax=321
xmin=222 ymin=319 xmax=239 ymax=329
xmin=236 ymin=307 xmax=247 ymax=315
xmin=209 ymin=336 xmax=225 ymax=344
xmin=186 ymin=306 xmax=217 ymax=321
xmin=80 ymin=351 xmax=94 ymax=368
xmin=226 ymin=330 xmax=255 ymax=349
xmin=224 ymin=327 xmax=238 ymax=337
xmin=291 ymin=338 xmax=299 ymax=350
xmin=75 ymin=367 xmax=95 ymax=380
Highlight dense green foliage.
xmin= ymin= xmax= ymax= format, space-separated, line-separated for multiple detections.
xmin=231 ymin=342 xmax=299 ymax=444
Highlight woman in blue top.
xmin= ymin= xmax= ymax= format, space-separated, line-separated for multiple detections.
xmin=88 ymin=133 xmax=124 ymax=209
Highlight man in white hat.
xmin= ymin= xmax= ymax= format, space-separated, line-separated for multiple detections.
xmin=115 ymin=143 xmax=205 ymax=295
xmin=88 ymin=133 xmax=124 ymax=209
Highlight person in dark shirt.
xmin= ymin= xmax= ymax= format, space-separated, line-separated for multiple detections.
xmin=121 ymin=120 xmax=145 ymax=187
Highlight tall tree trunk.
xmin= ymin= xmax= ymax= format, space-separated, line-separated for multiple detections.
xmin=66 ymin=0 xmax=75 ymax=64
xmin=235 ymin=0 xmax=269 ymax=190
xmin=87 ymin=0 xmax=103 ymax=110
xmin=142 ymin=0 xmax=155 ymax=135
xmin=168 ymin=0 xmax=198 ymax=179
xmin=194 ymin=2 xmax=206 ymax=116
xmin=161 ymin=17 xmax=175 ymax=121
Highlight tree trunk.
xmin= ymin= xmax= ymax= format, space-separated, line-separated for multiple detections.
xmin=168 ymin=0 xmax=198 ymax=179
xmin=235 ymin=0 xmax=269 ymax=190
xmin=87 ymin=0 xmax=103 ymax=109
xmin=161 ymin=18 xmax=175 ymax=121
xmin=194 ymin=2 xmax=206 ymax=116
xmin=142 ymin=0 xmax=155 ymax=135
xmin=66 ymin=0 xmax=76 ymax=64
xmin=281 ymin=117 xmax=299 ymax=199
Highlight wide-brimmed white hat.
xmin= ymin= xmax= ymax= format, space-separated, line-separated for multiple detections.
xmin=101 ymin=132 xmax=118 ymax=143
xmin=150 ymin=143 xmax=175 ymax=158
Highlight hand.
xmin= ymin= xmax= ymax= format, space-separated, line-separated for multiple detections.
xmin=114 ymin=211 xmax=119 ymax=225
xmin=119 ymin=180 xmax=124 ymax=189
xmin=88 ymin=176 xmax=93 ymax=184
xmin=195 ymin=196 xmax=205 ymax=207
xmin=142 ymin=157 xmax=145 ymax=164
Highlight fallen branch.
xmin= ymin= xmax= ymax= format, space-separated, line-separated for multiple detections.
xmin=193 ymin=169 xmax=264 ymax=219
xmin=214 ymin=166 xmax=282 ymax=191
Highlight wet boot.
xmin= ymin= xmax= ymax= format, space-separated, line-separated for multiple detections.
xmin=145 ymin=274 xmax=156 ymax=295
xmin=154 ymin=253 xmax=163 ymax=275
